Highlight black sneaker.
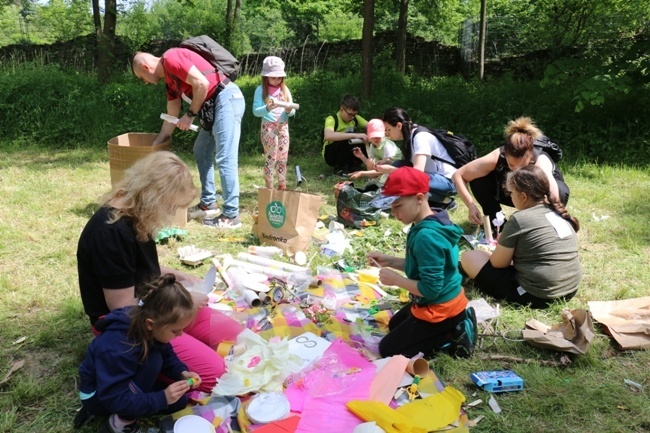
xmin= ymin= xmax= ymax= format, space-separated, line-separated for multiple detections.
xmin=453 ymin=306 xmax=477 ymax=358
xmin=73 ymin=406 xmax=95 ymax=429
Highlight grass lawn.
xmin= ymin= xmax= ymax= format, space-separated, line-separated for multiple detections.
xmin=0 ymin=146 xmax=649 ymax=432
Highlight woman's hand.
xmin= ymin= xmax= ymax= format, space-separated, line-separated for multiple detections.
xmin=467 ymin=203 xmax=483 ymax=225
xmin=190 ymin=291 xmax=209 ymax=309
xmin=374 ymin=164 xmax=395 ymax=174
xmin=349 ymin=171 xmax=363 ymax=180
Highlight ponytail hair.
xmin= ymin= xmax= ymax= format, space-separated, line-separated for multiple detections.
xmin=383 ymin=107 xmax=414 ymax=161
xmin=503 ymin=117 xmax=543 ymax=158
xmin=128 ymin=274 xmax=196 ymax=362
xmin=506 ymin=165 xmax=580 ymax=232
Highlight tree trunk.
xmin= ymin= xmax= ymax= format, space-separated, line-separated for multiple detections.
xmin=225 ymin=0 xmax=233 ymax=50
xmin=91 ymin=0 xmax=101 ymax=38
xmin=361 ymin=0 xmax=374 ymax=100
xmin=395 ymin=0 xmax=409 ymax=74
xmin=478 ymin=0 xmax=487 ymax=80
xmin=97 ymin=0 xmax=117 ymax=84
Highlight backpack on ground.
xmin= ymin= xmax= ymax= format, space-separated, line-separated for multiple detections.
xmin=413 ymin=126 xmax=477 ymax=168
xmin=533 ymin=136 xmax=563 ymax=163
xmin=180 ymin=35 xmax=240 ymax=81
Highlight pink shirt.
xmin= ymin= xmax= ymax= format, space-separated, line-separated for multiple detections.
xmin=162 ymin=48 xmax=223 ymax=101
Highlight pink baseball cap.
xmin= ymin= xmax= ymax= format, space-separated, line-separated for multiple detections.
xmin=366 ymin=119 xmax=385 ymax=139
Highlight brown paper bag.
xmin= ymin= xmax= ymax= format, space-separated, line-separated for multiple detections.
xmin=522 ymin=308 xmax=594 ymax=354
xmin=588 ymin=297 xmax=650 ymax=350
xmin=253 ymin=188 xmax=322 ymax=255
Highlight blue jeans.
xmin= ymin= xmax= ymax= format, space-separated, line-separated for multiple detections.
xmin=193 ymin=83 xmax=245 ymax=218
xmin=427 ymin=172 xmax=456 ymax=202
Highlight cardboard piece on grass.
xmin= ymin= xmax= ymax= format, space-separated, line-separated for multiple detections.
xmin=522 ymin=308 xmax=594 ymax=355
xmin=252 ymin=188 xmax=322 ymax=255
xmin=588 ymin=297 xmax=650 ymax=350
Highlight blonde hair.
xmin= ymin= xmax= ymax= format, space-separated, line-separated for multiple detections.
xmin=262 ymin=76 xmax=291 ymax=103
xmin=100 ymin=151 xmax=198 ymax=241
xmin=503 ymin=117 xmax=544 ymax=158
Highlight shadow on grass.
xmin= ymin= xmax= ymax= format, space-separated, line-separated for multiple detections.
xmin=69 ymin=202 xmax=100 ymax=220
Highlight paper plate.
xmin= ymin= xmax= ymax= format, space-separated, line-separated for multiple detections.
xmin=173 ymin=415 xmax=215 ymax=433
xmin=243 ymin=280 xmax=271 ymax=293
xmin=245 ymin=392 xmax=290 ymax=424
xmin=245 ymin=273 xmax=269 ymax=283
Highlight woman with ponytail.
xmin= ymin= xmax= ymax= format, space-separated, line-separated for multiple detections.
xmin=452 ymin=116 xmax=569 ymax=227
xmin=460 ymin=165 xmax=582 ymax=308
xmin=379 ymin=107 xmax=458 ymax=209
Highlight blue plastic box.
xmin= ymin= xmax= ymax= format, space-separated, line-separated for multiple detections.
xmin=470 ymin=370 xmax=524 ymax=393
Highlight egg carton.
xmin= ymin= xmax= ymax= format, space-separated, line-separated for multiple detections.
xmin=177 ymin=245 xmax=213 ymax=266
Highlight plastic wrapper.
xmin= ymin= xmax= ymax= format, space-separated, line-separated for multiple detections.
xmin=284 ymin=352 xmax=364 ymax=397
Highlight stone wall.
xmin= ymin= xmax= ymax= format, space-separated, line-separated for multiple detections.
xmin=0 ymin=32 xmax=464 ymax=77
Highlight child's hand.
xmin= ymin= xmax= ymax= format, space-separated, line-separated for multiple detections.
xmin=378 ymin=268 xmax=401 ymax=287
xmin=352 ymin=147 xmax=364 ymax=159
xmin=367 ymin=252 xmax=390 ymax=268
xmin=181 ymin=371 xmax=202 ymax=389
xmin=165 ymin=380 xmax=190 ymax=405
xmin=265 ymin=99 xmax=277 ymax=110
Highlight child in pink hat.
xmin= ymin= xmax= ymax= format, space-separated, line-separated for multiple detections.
xmin=350 ymin=118 xmax=403 ymax=187
xmin=252 ymin=56 xmax=295 ymax=190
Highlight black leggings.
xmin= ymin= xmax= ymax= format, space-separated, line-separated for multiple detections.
xmin=324 ymin=140 xmax=367 ymax=170
xmin=379 ymin=303 xmax=465 ymax=359
xmin=470 ymin=170 xmax=570 ymax=222
xmin=473 ymin=260 xmax=576 ymax=309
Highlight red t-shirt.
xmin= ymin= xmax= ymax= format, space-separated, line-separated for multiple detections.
xmin=162 ymin=47 xmax=222 ymax=101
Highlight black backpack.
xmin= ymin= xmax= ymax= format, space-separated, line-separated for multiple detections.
xmin=533 ymin=136 xmax=563 ymax=163
xmin=179 ymin=35 xmax=240 ymax=81
xmin=413 ymin=126 xmax=477 ymax=168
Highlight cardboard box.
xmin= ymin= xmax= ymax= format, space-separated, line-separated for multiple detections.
xmin=107 ymin=133 xmax=187 ymax=228
xmin=470 ymin=370 xmax=524 ymax=393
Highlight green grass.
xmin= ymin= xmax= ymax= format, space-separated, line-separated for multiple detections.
xmin=0 ymin=147 xmax=649 ymax=433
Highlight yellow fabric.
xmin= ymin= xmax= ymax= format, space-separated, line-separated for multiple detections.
xmin=395 ymin=386 xmax=466 ymax=431
xmin=347 ymin=400 xmax=427 ymax=433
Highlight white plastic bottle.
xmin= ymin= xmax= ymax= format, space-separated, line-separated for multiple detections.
xmin=248 ymin=245 xmax=283 ymax=258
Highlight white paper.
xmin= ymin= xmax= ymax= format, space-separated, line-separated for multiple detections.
xmin=545 ymin=211 xmax=573 ymax=239
xmin=288 ymin=332 xmax=331 ymax=369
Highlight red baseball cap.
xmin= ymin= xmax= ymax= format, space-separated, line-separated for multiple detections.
xmin=382 ymin=166 xmax=429 ymax=197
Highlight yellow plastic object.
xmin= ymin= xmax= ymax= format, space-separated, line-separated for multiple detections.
xmin=396 ymin=386 xmax=466 ymax=431
xmin=346 ymin=400 xmax=426 ymax=433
